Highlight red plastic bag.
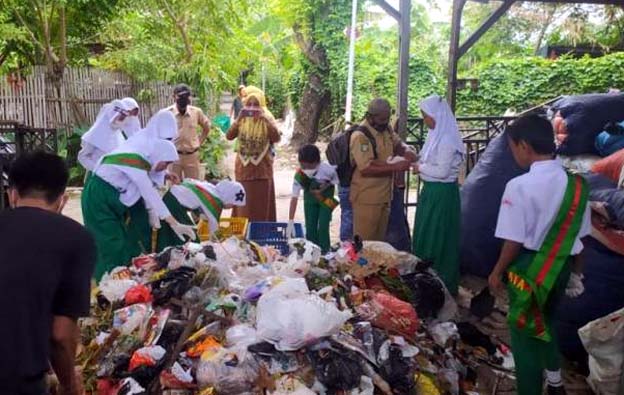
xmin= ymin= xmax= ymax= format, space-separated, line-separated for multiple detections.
xmin=592 ymin=148 xmax=624 ymax=185
xmin=356 ymin=291 xmax=419 ymax=338
xmin=125 ymin=284 xmax=153 ymax=306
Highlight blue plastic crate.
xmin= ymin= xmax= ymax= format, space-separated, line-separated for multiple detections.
xmin=247 ymin=221 xmax=304 ymax=255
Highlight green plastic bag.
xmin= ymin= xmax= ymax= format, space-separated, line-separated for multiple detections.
xmin=212 ymin=113 xmax=231 ymax=133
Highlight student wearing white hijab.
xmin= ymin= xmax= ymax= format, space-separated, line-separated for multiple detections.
xmin=120 ymin=97 xmax=142 ymax=139
xmin=78 ymin=99 xmax=129 ymax=172
xmin=156 ymin=179 xmax=246 ymax=250
xmin=412 ymin=95 xmax=465 ymax=295
xmin=81 ymin=110 xmax=195 ymax=281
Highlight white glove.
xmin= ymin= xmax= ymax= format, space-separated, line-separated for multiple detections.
xmin=565 ymin=273 xmax=585 ymax=298
xmin=148 ymin=210 xmax=161 ymax=229
xmin=286 ymin=220 xmax=295 ymax=239
xmin=166 ymin=217 xmax=197 ymax=242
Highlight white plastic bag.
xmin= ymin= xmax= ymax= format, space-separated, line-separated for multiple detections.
xmin=99 ymin=277 xmax=137 ymax=302
xmin=256 ymin=278 xmax=352 ymax=351
xmin=579 ymin=307 xmax=624 ymax=395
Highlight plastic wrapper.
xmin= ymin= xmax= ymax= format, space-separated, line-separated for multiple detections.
xmin=579 ymin=307 xmax=624 ymax=395
xmin=113 ymin=304 xmax=151 ymax=335
xmin=187 ymin=336 xmax=221 ymax=358
xmin=125 ymin=284 xmax=153 ymax=306
xmin=401 ymin=270 xmax=446 ymax=319
xmin=129 ymin=345 xmax=166 ymax=371
xmin=196 ymin=348 xmax=260 ymax=395
xmin=430 ymin=322 xmax=459 ymax=348
xmin=150 ymin=267 xmax=196 ymax=305
xmin=160 ymin=362 xmax=196 ymax=390
xmin=270 ymin=376 xmax=316 ymax=395
xmin=356 ymin=292 xmax=419 ymax=338
xmin=256 ymin=278 xmax=352 ymax=351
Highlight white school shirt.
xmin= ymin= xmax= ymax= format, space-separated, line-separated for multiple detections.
xmin=495 ymin=159 xmax=591 ymax=254
xmin=291 ymin=162 xmax=339 ymax=197
xmin=170 ymin=181 xmax=220 ymax=232
xmin=418 ymin=144 xmax=463 ymax=183
xmin=95 ymin=162 xmax=171 ymax=219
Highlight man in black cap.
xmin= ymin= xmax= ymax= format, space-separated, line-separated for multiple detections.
xmin=167 ymin=83 xmax=212 ymax=180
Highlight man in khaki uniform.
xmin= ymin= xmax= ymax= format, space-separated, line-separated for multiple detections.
xmin=168 ymin=84 xmax=212 ymax=180
xmin=350 ymin=98 xmax=416 ymax=241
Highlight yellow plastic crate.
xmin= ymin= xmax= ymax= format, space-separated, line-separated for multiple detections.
xmin=197 ymin=217 xmax=249 ymax=241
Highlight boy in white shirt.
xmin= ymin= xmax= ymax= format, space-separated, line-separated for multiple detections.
xmin=287 ymin=144 xmax=339 ymax=252
xmin=488 ymin=114 xmax=590 ymax=395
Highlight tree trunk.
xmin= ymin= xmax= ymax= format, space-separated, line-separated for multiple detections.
xmin=291 ymin=73 xmax=329 ymax=148
xmin=290 ymin=23 xmax=330 ymax=148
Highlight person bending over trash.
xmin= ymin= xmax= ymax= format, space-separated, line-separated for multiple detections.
xmin=288 ymin=144 xmax=339 ymax=252
xmin=82 ymin=110 xmax=196 ymax=281
xmin=488 ymin=114 xmax=590 ymax=395
xmin=156 ymin=179 xmax=246 ymax=250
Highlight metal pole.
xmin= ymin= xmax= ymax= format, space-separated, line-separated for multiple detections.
xmin=261 ymin=63 xmax=266 ymax=93
xmin=447 ymin=0 xmax=466 ymax=113
xmin=396 ymin=0 xmax=411 ymax=137
xmin=345 ymin=0 xmax=358 ymax=124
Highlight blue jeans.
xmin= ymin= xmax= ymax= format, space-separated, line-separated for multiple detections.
xmin=338 ymin=186 xmax=353 ymax=241
xmin=385 ymin=186 xmax=411 ymax=252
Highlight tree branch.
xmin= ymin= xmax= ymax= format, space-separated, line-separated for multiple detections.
xmin=159 ymin=0 xmax=193 ymax=62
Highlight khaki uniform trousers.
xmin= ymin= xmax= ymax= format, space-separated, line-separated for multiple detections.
xmin=352 ymin=201 xmax=390 ymax=241
xmin=171 ymin=152 xmax=201 ymax=180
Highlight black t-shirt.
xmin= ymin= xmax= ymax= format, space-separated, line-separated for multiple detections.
xmin=0 ymin=207 xmax=95 ymax=386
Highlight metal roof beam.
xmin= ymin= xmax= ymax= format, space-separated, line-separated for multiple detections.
xmin=373 ymin=0 xmax=401 ymax=21
xmin=458 ymin=0 xmax=516 ymax=58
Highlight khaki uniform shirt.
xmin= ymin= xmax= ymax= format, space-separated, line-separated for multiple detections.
xmin=167 ymin=105 xmax=210 ymax=152
xmin=349 ymin=120 xmax=400 ymax=204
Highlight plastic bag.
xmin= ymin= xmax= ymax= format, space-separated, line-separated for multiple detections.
xmin=377 ymin=340 xmax=416 ymax=395
xmin=125 ymin=284 xmax=153 ymax=306
xmin=160 ymin=362 xmax=195 ymax=390
xmin=401 ymin=271 xmax=446 ymax=319
xmin=356 ymin=292 xmax=419 ymax=338
xmin=307 ymin=345 xmax=364 ymax=392
xmin=430 ymin=322 xmax=459 ymax=348
xmin=579 ymin=307 xmax=624 ymax=395
xmin=256 ymin=278 xmax=352 ymax=351
xmin=226 ymin=324 xmax=258 ymax=348
xmin=100 ymin=278 xmax=138 ymax=303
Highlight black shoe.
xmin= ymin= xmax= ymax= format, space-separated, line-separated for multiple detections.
xmin=546 ymin=385 xmax=567 ymax=395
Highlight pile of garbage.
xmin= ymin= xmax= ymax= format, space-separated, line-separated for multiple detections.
xmin=79 ymin=237 xmax=515 ymax=394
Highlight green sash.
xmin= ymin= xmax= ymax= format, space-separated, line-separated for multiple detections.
xmin=294 ymin=169 xmax=339 ymax=211
xmin=507 ymin=173 xmax=589 ymax=341
xmin=181 ymin=181 xmax=223 ymax=221
xmin=101 ymin=153 xmax=152 ymax=171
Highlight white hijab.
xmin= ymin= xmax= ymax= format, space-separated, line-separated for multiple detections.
xmin=120 ymin=97 xmax=141 ymax=138
xmin=82 ymin=99 xmax=129 ymax=152
xmin=142 ymin=109 xmax=179 ymax=140
xmin=216 ymin=180 xmax=246 ymax=206
xmin=123 ymin=110 xmax=179 ymax=185
xmin=419 ymin=95 xmax=465 ymax=162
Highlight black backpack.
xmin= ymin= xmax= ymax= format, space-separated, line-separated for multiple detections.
xmin=326 ymin=124 xmax=377 ymax=186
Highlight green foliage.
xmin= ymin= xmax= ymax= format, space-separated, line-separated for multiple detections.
xmin=200 ymin=127 xmax=229 ymax=179
xmin=457 ymin=52 xmax=624 ymax=115
xmin=57 ymin=126 xmax=88 ymax=186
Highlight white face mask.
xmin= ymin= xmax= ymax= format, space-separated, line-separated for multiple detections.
xmin=302 ymin=168 xmax=318 ymax=177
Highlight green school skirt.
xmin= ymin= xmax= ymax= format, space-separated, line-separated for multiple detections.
xmin=82 ymin=175 xmax=149 ymax=281
xmin=156 ymin=192 xmax=196 ymax=252
xmin=412 ymin=181 xmax=461 ymax=294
